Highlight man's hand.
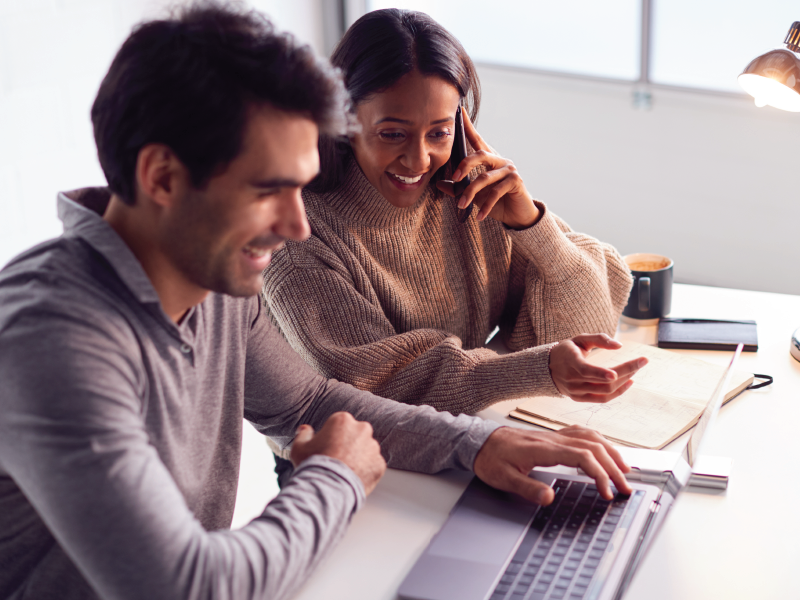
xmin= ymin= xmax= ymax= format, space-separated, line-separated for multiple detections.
xmin=473 ymin=426 xmax=632 ymax=505
xmin=290 ymin=412 xmax=387 ymax=495
xmin=549 ymin=334 xmax=647 ymax=403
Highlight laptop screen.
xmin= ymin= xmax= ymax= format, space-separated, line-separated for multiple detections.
xmin=684 ymin=344 xmax=743 ymax=467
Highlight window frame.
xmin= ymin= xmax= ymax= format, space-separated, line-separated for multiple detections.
xmin=341 ymin=0 xmax=757 ymax=101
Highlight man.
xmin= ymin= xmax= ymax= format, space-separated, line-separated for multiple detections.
xmin=0 ymin=4 xmax=631 ymax=599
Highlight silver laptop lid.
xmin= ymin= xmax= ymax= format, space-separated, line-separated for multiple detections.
xmin=683 ymin=344 xmax=743 ymax=468
xmin=609 ymin=344 xmax=743 ymax=598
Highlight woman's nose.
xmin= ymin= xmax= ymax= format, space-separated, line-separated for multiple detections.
xmin=401 ymin=136 xmax=431 ymax=173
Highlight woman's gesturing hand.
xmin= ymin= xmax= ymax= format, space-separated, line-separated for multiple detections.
xmin=436 ymin=109 xmax=540 ymax=229
xmin=549 ymin=334 xmax=648 ymax=403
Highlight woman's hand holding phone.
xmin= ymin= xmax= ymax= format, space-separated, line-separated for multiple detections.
xmin=436 ymin=109 xmax=540 ymax=229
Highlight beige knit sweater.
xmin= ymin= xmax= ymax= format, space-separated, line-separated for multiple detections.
xmin=263 ymin=158 xmax=633 ymax=415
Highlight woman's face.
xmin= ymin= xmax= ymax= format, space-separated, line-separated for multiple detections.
xmin=350 ymin=71 xmax=461 ymax=208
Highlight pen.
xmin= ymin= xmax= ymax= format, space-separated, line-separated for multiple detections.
xmin=660 ymin=318 xmax=755 ymax=325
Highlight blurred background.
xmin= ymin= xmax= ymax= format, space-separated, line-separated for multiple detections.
xmin=1 ymin=0 xmax=797 ymax=294
xmin=2 ymin=0 xmax=796 ymax=528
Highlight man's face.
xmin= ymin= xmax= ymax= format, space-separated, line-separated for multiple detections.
xmin=163 ymin=105 xmax=318 ymax=298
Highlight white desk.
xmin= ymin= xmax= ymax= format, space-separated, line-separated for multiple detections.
xmin=290 ymin=284 xmax=800 ymax=600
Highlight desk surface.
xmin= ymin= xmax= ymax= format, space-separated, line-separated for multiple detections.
xmin=290 ymin=283 xmax=800 ymax=600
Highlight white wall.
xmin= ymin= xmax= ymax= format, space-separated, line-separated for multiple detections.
xmin=0 ymin=0 xmax=327 ymax=268
xmin=2 ymin=2 xmax=798 ymax=296
xmin=475 ymin=65 xmax=800 ymax=295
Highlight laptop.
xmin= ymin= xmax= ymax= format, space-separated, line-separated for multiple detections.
xmin=399 ymin=345 xmax=743 ymax=600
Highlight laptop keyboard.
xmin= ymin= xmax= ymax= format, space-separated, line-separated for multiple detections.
xmin=489 ymin=479 xmax=644 ymax=600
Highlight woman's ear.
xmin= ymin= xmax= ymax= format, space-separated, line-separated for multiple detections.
xmin=134 ymin=144 xmax=190 ymax=208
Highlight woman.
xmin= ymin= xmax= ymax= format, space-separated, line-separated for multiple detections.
xmin=263 ymin=9 xmax=640 ymax=417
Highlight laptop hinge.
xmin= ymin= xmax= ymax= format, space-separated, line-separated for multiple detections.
xmin=612 ymin=500 xmax=662 ymax=600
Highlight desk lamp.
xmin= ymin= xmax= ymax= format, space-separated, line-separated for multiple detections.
xmin=739 ymin=22 xmax=800 ymax=111
xmin=738 ymin=21 xmax=800 ymax=361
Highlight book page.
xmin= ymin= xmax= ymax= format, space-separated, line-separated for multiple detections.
xmin=514 ymin=342 xmax=753 ymax=449
xmin=515 ymin=389 xmax=701 ymax=449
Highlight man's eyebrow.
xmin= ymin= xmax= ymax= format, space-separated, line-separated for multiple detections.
xmin=374 ymin=117 xmax=454 ymax=126
xmin=251 ymin=176 xmax=315 ymax=189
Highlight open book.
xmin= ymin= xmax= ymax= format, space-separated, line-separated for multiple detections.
xmin=510 ymin=341 xmax=753 ymax=449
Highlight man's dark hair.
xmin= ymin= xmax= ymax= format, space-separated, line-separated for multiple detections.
xmin=308 ymin=8 xmax=481 ymax=194
xmin=91 ymin=2 xmax=350 ymax=205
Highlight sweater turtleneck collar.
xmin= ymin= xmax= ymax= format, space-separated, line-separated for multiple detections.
xmin=311 ymin=155 xmax=435 ymax=228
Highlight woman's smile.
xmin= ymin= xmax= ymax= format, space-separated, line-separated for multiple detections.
xmin=386 ymin=170 xmax=427 ymax=192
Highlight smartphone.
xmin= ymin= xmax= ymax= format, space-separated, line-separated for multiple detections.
xmin=450 ymin=105 xmax=473 ymax=223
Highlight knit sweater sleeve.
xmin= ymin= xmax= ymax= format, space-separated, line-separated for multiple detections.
xmin=500 ymin=203 xmax=633 ymax=351
xmin=263 ymin=237 xmax=560 ymax=416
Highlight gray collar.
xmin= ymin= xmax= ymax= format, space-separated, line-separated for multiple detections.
xmin=57 ymin=187 xmax=160 ymax=305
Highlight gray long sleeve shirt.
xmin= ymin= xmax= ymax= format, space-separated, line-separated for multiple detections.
xmin=0 ymin=188 xmax=500 ymax=600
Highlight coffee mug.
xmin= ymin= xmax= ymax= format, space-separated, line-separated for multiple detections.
xmin=622 ymin=253 xmax=673 ymax=324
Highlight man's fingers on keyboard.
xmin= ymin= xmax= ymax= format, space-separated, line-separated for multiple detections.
xmin=564 ymin=440 xmax=631 ymax=499
xmin=582 ymin=434 xmax=631 ymax=474
xmin=568 ymin=449 xmax=614 ymax=500
xmin=504 ymin=468 xmax=555 ymax=506
xmin=547 ymin=433 xmax=628 ymax=498
xmin=531 ymin=439 xmax=613 ymax=499
xmin=558 ymin=427 xmax=632 ymax=488
xmin=579 ymin=442 xmax=631 ymax=495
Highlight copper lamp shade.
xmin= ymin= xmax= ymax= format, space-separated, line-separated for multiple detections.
xmin=738 ymin=22 xmax=800 ymax=112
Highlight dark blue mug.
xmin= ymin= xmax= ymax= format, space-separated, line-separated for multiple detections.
xmin=622 ymin=253 xmax=673 ymax=323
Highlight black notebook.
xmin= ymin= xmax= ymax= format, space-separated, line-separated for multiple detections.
xmin=657 ymin=318 xmax=758 ymax=352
